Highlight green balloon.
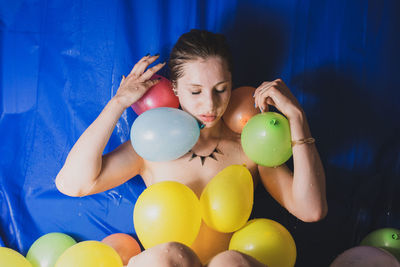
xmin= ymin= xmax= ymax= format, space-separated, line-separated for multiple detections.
xmin=26 ymin=233 xmax=77 ymax=267
xmin=360 ymin=228 xmax=400 ymax=261
xmin=241 ymin=112 xmax=292 ymax=167
xmin=0 ymin=247 xmax=32 ymax=267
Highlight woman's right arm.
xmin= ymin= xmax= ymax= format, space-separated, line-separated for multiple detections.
xmin=55 ymin=55 xmax=165 ymax=197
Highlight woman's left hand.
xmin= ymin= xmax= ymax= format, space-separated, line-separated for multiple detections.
xmin=253 ymin=78 xmax=303 ymax=119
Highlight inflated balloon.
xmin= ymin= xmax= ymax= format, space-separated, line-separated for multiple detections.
xmin=26 ymin=232 xmax=76 ymax=267
xmin=101 ymin=233 xmax=141 ymax=265
xmin=229 ymin=218 xmax=296 ymax=267
xmin=55 ymin=241 xmax=122 ymax=267
xmin=330 ymin=246 xmax=400 ymax=267
xmin=200 ymin=164 xmax=253 ymax=233
xmin=190 ymin=221 xmax=232 ymax=264
xmin=223 ymin=86 xmax=259 ymax=133
xmin=130 ymin=107 xmax=200 ymax=161
xmin=360 ymin=227 xmax=400 ymax=261
xmin=133 ymin=181 xmax=202 ymax=249
xmin=131 ymin=74 xmax=179 ymax=115
xmin=0 ymin=247 xmax=32 ymax=267
xmin=241 ymin=112 xmax=292 ymax=167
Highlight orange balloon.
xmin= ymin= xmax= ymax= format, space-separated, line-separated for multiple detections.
xmin=223 ymin=86 xmax=260 ymax=133
xmin=101 ymin=233 xmax=141 ymax=265
xmin=190 ymin=221 xmax=232 ymax=264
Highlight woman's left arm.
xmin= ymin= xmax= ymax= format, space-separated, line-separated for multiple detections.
xmin=253 ymin=79 xmax=328 ymax=222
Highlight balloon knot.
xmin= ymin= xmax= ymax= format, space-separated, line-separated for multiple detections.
xmin=270 ymin=119 xmax=278 ymax=126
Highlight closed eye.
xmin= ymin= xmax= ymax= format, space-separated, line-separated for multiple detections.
xmin=215 ymin=88 xmax=227 ymax=93
xmin=191 ymin=91 xmax=201 ymax=95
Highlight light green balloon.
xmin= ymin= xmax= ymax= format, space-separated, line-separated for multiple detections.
xmin=360 ymin=228 xmax=400 ymax=261
xmin=0 ymin=247 xmax=32 ymax=267
xmin=26 ymin=233 xmax=77 ymax=267
xmin=241 ymin=112 xmax=292 ymax=167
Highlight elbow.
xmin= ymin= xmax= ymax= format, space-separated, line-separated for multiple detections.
xmin=55 ymin=173 xmax=87 ymax=197
xmin=297 ymin=203 xmax=328 ymax=223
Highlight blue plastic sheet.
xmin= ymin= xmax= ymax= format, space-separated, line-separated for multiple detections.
xmin=1 ymin=0 xmax=399 ymax=265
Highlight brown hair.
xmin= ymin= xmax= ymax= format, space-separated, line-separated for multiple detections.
xmin=168 ymin=29 xmax=233 ymax=87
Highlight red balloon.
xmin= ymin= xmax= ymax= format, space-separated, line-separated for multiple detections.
xmin=223 ymin=86 xmax=260 ymax=133
xmin=131 ymin=74 xmax=179 ymax=115
xmin=101 ymin=233 xmax=142 ymax=265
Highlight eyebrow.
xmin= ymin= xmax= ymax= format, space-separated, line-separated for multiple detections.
xmin=189 ymin=81 xmax=230 ymax=88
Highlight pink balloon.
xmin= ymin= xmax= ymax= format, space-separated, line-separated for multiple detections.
xmin=131 ymin=74 xmax=179 ymax=115
xmin=330 ymin=246 xmax=400 ymax=267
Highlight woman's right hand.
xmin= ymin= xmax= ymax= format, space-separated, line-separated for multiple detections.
xmin=114 ymin=54 xmax=166 ymax=109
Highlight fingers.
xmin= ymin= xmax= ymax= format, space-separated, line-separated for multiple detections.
xmin=119 ymin=75 xmax=126 ymax=86
xmin=254 ymin=82 xmax=274 ymax=111
xmin=254 ymin=79 xmax=284 ymax=111
xmin=140 ymin=62 xmax=166 ymax=81
xmin=143 ymin=79 xmax=160 ymax=89
xmin=130 ymin=54 xmax=161 ymax=77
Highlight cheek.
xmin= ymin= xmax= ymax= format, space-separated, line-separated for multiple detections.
xmin=178 ymin=94 xmax=199 ymax=111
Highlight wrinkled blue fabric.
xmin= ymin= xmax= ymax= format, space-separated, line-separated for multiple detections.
xmin=1 ymin=0 xmax=399 ymax=266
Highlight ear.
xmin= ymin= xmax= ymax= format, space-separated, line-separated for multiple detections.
xmin=172 ymin=83 xmax=178 ymax=96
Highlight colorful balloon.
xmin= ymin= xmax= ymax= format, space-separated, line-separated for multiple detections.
xmin=130 ymin=107 xmax=200 ymax=161
xmin=131 ymin=74 xmax=179 ymax=115
xmin=223 ymin=86 xmax=259 ymax=133
xmin=55 ymin=241 xmax=122 ymax=267
xmin=190 ymin=221 xmax=232 ymax=265
xmin=101 ymin=233 xmax=141 ymax=265
xmin=26 ymin=232 xmax=76 ymax=267
xmin=360 ymin=227 xmax=400 ymax=261
xmin=133 ymin=181 xmax=202 ymax=249
xmin=241 ymin=112 xmax=292 ymax=167
xmin=330 ymin=246 xmax=400 ymax=267
xmin=200 ymin=165 xmax=253 ymax=233
xmin=0 ymin=247 xmax=32 ymax=267
xmin=229 ymin=218 xmax=296 ymax=267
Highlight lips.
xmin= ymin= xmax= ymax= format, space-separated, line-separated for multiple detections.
xmin=199 ymin=115 xmax=217 ymax=122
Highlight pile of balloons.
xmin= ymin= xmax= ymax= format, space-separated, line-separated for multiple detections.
xmin=0 ymin=232 xmax=142 ymax=267
xmin=331 ymin=227 xmax=400 ymax=266
xmin=133 ymin=164 xmax=297 ymax=267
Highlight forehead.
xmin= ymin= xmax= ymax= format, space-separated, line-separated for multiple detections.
xmin=178 ymin=57 xmax=231 ymax=86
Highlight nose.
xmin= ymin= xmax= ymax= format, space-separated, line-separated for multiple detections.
xmin=202 ymin=91 xmax=217 ymax=111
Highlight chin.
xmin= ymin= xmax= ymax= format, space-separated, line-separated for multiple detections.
xmin=202 ymin=118 xmax=221 ymax=128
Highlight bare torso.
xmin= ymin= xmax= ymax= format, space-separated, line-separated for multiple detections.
xmin=139 ymin=122 xmax=260 ymax=263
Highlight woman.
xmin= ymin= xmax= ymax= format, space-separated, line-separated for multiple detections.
xmin=56 ymin=29 xmax=327 ymax=266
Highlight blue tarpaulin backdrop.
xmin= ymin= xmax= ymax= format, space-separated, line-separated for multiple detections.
xmin=1 ymin=0 xmax=399 ymax=265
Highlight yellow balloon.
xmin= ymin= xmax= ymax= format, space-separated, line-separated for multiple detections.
xmin=133 ymin=181 xmax=202 ymax=249
xmin=0 ymin=247 xmax=32 ymax=267
xmin=55 ymin=241 xmax=122 ymax=267
xmin=229 ymin=218 xmax=297 ymax=267
xmin=200 ymin=164 xmax=253 ymax=233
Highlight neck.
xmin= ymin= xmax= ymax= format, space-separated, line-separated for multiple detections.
xmin=198 ymin=120 xmax=223 ymax=141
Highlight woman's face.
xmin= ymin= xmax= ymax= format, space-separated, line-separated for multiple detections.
xmin=175 ymin=56 xmax=232 ymax=128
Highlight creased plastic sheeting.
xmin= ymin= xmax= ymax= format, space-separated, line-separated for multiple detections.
xmin=0 ymin=0 xmax=238 ymax=256
xmin=1 ymin=0 xmax=400 ymax=266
